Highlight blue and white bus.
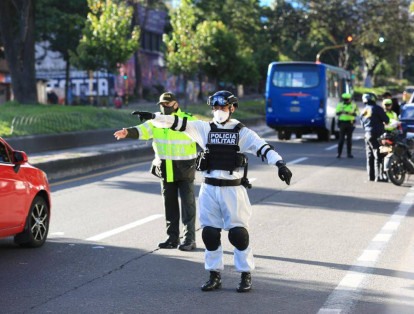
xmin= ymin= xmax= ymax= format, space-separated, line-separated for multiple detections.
xmin=265 ymin=61 xmax=353 ymax=141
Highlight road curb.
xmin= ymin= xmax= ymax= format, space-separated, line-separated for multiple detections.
xmin=33 ymin=146 xmax=155 ymax=181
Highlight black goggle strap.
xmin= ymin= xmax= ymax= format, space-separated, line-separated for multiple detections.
xmin=256 ymin=143 xmax=274 ymax=162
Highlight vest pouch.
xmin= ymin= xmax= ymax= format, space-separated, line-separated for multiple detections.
xmin=235 ymin=153 xmax=248 ymax=167
xmin=196 ymin=151 xmax=209 ymax=171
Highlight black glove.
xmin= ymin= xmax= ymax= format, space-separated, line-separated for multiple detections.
xmin=276 ymin=160 xmax=292 ymax=185
xmin=131 ymin=111 xmax=155 ymax=122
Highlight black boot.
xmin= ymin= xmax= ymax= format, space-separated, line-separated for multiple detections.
xmin=237 ymin=272 xmax=252 ymax=293
xmin=201 ymin=271 xmax=221 ymax=291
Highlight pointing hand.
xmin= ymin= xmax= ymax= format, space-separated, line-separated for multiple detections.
xmin=131 ymin=111 xmax=155 ymax=122
xmin=276 ymin=160 xmax=292 ymax=185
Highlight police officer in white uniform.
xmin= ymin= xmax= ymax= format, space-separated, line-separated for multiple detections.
xmin=132 ymin=91 xmax=292 ymax=292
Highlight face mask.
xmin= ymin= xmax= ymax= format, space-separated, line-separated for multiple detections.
xmin=213 ymin=110 xmax=230 ymax=124
xmin=160 ymin=105 xmax=175 ymax=115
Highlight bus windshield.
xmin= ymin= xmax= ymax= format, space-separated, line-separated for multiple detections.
xmin=272 ymin=64 xmax=320 ymax=88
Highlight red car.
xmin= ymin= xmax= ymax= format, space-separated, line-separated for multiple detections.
xmin=0 ymin=137 xmax=51 ymax=247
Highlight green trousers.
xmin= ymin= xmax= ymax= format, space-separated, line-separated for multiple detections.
xmin=160 ymin=180 xmax=196 ymax=242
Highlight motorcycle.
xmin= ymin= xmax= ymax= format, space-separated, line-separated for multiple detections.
xmin=379 ymin=132 xmax=414 ymax=186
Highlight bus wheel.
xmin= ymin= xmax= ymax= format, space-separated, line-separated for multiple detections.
xmin=317 ymin=129 xmax=331 ymax=141
xmin=279 ymin=130 xmax=291 ymax=140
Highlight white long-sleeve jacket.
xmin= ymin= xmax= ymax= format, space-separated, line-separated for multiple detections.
xmin=150 ymin=113 xmax=282 ymax=180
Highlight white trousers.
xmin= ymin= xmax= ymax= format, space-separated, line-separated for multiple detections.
xmin=198 ymin=183 xmax=252 ymax=230
xmin=198 ymin=183 xmax=255 ymax=272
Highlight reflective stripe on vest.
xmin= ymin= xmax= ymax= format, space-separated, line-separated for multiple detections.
xmin=137 ymin=109 xmax=197 ymax=182
xmin=337 ymin=102 xmax=358 ymax=121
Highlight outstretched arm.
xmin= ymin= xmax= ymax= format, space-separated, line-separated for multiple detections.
xmin=239 ymin=128 xmax=292 ymax=185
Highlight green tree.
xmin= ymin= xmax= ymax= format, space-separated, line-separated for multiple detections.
xmin=195 ymin=21 xmax=239 ymax=89
xmin=0 ymin=0 xmax=37 ymax=104
xmin=194 ymin=0 xmax=263 ymax=90
xmin=36 ymin=0 xmax=89 ymax=105
xmin=163 ymin=0 xmax=199 ymax=107
xmin=72 ymin=0 xmax=140 ymax=102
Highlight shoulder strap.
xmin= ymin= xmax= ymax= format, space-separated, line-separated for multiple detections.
xmin=209 ymin=122 xmax=217 ymax=130
xmin=233 ymin=123 xmax=245 ymax=132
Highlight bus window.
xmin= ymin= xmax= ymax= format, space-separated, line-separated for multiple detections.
xmin=327 ymin=71 xmax=339 ymax=98
xmin=272 ymin=64 xmax=319 ymax=88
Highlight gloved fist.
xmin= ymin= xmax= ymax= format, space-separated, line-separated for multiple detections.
xmin=131 ymin=111 xmax=155 ymax=121
xmin=276 ymin=160 xmax=292 ymax=185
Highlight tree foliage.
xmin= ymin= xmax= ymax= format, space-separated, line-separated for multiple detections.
xmin=72 ymin=0 xmax=140 ymax=74
xmin=36 ymin=0 xmax=89 ymax=62
xmin=163 ymin=0 xmax=199 ymax=78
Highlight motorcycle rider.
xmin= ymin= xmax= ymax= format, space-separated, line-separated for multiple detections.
xmin=131 ymin=90 xmax=292 ymax=293
xmin=382 ymin=99 xmax=399 ymax=133
xmin=360 ymin=93 xmax=389 ymax=182
xmin=336 ymin=93 xmax=359 ymax=158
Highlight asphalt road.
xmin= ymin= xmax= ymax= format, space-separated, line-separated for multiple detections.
xmin=1 ymin=125 xmax=414 ymax=314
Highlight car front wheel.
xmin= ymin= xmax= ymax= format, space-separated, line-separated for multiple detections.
xmin=14 ymin=196 xmax=50 ymax=248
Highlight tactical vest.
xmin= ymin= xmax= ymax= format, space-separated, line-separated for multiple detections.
xmin=196 ymin=122 xmax=251 ymax=188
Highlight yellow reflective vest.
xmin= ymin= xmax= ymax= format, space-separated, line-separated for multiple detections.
xmin=136 ymin=109 xmax=197 ymax=182
xmin=336 ymin=101 xmax=359 ymax=122
xmin=385 ymin=111 xmax=398 ymax=131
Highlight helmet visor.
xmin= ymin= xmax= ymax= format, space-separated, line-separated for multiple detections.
xmin=208 ymin=95 xmax=227 ymax=106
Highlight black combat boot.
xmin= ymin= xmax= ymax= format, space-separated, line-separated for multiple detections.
xmin=201 ymin=271 xmax=222 ymax=291
xmin=237 ymin=272 xmax=252 ymax=292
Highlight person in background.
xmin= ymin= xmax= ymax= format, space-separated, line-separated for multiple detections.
xmin=335 ymin=93 xmax=359 ymax=158
xmin=360 ymin=93 xmax=389 ymax=182
xmin=382 ymin=91 xmax=400 ymax=116
xmin=382 ymin=99 xmax=399 ymax=133
xmin=47 ymin=89 xmax=58 ymax=104
xmin=114 ymin=92 xmax=198 ymax=251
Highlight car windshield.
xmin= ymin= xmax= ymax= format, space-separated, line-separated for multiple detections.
xmin=272 ymin=64 xmax=320 ymax=88
xmin=401 ymin=107 xmax=414 ymax=119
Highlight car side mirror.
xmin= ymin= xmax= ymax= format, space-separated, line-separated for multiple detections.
xmin=13 ymin=151 xmax=28 ymax=165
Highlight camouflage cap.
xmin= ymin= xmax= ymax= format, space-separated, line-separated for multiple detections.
xmin=157 ymin=92 xmax=176 ymax=105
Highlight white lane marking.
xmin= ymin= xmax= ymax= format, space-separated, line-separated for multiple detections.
xmin=325 ymin=144 xmax=337 ymax=151
xmin=287 ymin=157 xmax=308 ymax=165
xmin=357 ymin=250 xmax=381 ymax=262
xmin=49 ymin=232 xmax=65 ymax=236
xmin=372 ymin=233 xmax=392 ymax=242
xmin=338 ymin=272 xmax=365 ymax=289
xmin=383 ymin=221 xmax=400 ymax=231
xmin=317 ymin=186 xmax=414 ymax=314
xmin=318 ymin=309 xmax=342 ymax=314
xmin=86 ymin=214 xmax=163 ymax=242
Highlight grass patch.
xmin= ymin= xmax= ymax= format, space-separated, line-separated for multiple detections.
xmin=0 ymin=98 xmax=265 ymax=138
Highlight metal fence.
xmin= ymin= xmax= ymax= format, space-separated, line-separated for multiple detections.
xmin=10 ymin=111 xmax=137 ymax=136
